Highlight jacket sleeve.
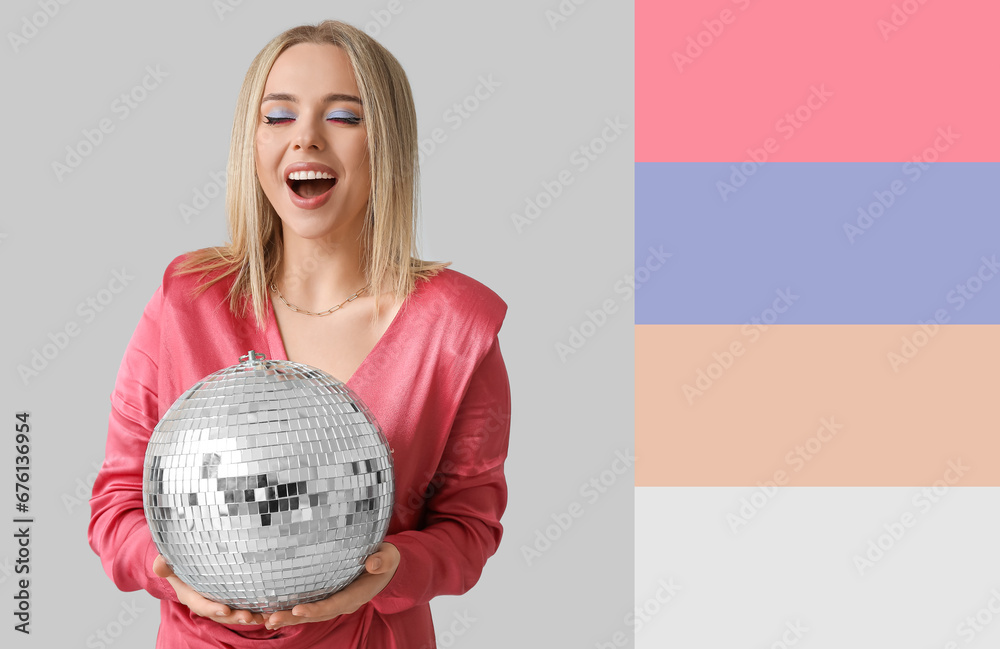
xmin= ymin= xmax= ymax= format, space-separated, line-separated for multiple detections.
xmin=371 ymin=334 xmax=512 ymax=615
xmin=88 ymin=283 xmax=180 ymax=603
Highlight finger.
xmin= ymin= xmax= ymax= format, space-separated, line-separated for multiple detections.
xmin=290 ymin=601 xmax=324 ymax=618
xmin=192 ymin=594 xmax=260 ymax=625
xmin=180 ymin=593 xmax=232 ymax=620
xmin=365 ymin=554 xmax=386 ymax=574
xmin=212 ymin=606 xmax=267 ymax=625
xmin=266 ymin=611 xmax=298 ymax=630
xmin=227 ymin=610 xmax=263 ymax=625
xmin=365 ymin=543 xmax=400 ymax=575
xmin=152 ymin=555 xmax=175 ymax=579
xmin=281 ymin=594 xmax=348 ymax=625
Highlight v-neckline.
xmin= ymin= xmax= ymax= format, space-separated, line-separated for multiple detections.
xmin=264 ymin=287 xmax=413 ymax=387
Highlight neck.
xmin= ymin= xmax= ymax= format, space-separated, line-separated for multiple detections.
xmin=276 ymin=230 xmax=369 ymax=309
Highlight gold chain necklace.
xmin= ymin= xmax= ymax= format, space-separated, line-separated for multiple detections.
xmin=269 ymin=282 xmax=368 ymax=317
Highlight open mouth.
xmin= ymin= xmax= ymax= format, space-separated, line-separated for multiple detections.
xmin=285 ymin=171 xmax=337 ymax=198
xmin=288 ymin=176 xmax=337 ymax=198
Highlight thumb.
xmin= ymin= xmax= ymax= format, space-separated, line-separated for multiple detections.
xmin=365 ymin=553 xmax=386 ymax=574
xmin=152 ymin=554 xmax=175 ymax=579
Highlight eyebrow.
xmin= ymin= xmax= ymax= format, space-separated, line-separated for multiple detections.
xmin=261 ymin=92 xmax=362 ymax=105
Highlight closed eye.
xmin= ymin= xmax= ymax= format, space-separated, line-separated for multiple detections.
xmin=263 ymin=108 xmax=295 ymax=126
xmin=262 ymin=111 xmax=362 ymax=126
xmin=328 ymin=109 xmax=362 ymax=125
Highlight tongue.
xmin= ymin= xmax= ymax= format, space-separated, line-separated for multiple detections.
xmin=293 ymin=178 xmax=335 ymax=198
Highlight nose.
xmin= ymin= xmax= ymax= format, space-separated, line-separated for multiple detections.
xmin=292 ymin=114 xmax=326 ymax=151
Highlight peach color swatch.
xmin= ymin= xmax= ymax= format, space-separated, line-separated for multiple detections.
xmin=636 ymin=324 xmax=998 ymax=486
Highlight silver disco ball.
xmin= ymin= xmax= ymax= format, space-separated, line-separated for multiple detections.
xmin=142 ymin=350 xmax=394 ymax=614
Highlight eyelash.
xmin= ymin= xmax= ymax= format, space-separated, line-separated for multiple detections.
xmin=263 ymin=114 xmax=363 ymax=126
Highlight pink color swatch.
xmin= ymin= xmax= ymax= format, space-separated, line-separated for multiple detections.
xmin=637 ymin=0 xmax=999 ymax=161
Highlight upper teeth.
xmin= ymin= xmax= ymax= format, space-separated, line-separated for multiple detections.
xmin=288 ymin=171 xmax=335 ymax=180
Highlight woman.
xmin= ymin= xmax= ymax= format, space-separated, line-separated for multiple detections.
xmin=89 ymin=20 xmax=511 ymax=648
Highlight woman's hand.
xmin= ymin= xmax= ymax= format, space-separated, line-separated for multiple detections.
xmin=263 ymin=542 xmax=400 ymax=631
xmin=152 ymin=555 xmax=266 ymax=626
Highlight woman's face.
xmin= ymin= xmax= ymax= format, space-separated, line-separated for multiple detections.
xmin=255 ymin=43 xmax=371 ymax=242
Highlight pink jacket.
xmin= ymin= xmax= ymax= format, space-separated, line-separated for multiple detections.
xmin=89 ymin=254 xmax=511 ymax=648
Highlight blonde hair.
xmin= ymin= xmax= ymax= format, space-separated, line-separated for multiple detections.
xmin=175 ymin=20 xmax=449 ymax=329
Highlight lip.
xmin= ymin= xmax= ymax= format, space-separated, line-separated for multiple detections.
xmin=283 ymin=161 xmax=338 ymax=210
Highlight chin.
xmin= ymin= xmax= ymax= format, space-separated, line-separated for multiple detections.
xmin=277 ymin=215 xmax=362 ymax=244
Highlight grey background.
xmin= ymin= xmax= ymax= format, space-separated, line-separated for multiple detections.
xmin=2 ymin=1 xmax=634 ymax=646
xmin=637 ymin=487 xmax=1000 ymax=647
